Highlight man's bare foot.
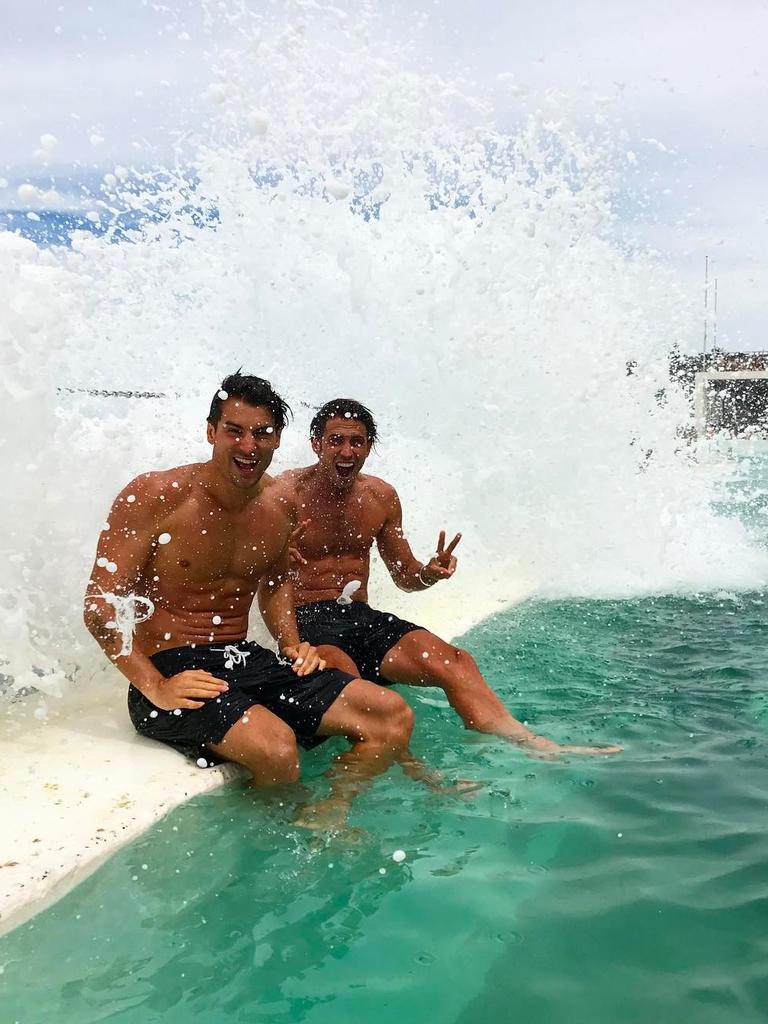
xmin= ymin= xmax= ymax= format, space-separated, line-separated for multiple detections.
xmin=294 ymin=797 xmax=366 ymax=840
xmin=523 ymin=736 xmax=623 ymax=758
xmin=429 ymin=778 xmax=484 ymax=797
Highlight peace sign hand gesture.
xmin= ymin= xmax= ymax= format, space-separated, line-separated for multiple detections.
xmin=420 ymin=530 xmax=462 ymax=586
xmin=288 ymin=519 xmax=311 ymax=566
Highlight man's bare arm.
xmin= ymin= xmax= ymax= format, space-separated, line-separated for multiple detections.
xmin=375 ymin=490 xmax=444 ymax=591
xmin=83 ymin=477 xmax=227 ymax=709
xmin=257 ymin=545 xmax=326 ymax=676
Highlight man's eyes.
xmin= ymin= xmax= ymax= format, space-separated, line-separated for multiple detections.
xmin=328 ymin=436 xmax=365 ymax=446
xmin=226 ymin=428 xmax=273 ymax=439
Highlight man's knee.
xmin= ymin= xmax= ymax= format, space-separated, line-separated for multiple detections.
xmin=218 ymin=719 xmax=300 ymax=784
xmin=263 ymin=729 xmax=301 ymax=784
xmin=368 ymin=690 xmax=414 ymax=748
xmin=427 ymin=645 xmax=477 ymax=688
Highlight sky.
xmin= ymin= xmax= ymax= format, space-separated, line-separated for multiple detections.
xmin=1 ymin=0 xmax=767 ymax=350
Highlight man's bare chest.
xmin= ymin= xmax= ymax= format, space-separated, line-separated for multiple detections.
xmin=299 ymin=493 xmax=385 ymax=558
xmin=149 ymin=506 xmax=289 ymax=585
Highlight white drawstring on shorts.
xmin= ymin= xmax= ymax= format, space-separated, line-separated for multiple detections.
xmin=213 ymin=644 xmax=250 ymax=670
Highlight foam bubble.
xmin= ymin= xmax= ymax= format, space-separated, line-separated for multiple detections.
xmin=326 ymin=179 xmax=351 ymax=201
xmin=247 ymin=111 xmax=269 ymax=135
xmin=16 ymin=184 xmax=38 ymax=204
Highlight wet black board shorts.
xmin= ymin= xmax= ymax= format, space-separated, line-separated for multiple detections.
xmin=295 ymin=601 xmax=422 ymax=682
xmin=127 ymin=641 xmax=355 ymax=765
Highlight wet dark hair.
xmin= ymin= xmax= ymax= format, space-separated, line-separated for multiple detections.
xmin=310 ymin=398 xmax=378 ymax=445
xmin=207 ymin=371 xmax=291 ymax=432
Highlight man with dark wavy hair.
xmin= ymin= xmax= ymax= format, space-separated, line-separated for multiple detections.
xmin=276 ymin=398 xmax=621 ymax=757
xmin=84 ymin=375 xmax=415 ymax=828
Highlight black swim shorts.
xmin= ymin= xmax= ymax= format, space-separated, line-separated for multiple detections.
xmin=127 ymin=641 xmax=355 ymax=764
xmin=295 ymin=601 xmax=422 ymax=682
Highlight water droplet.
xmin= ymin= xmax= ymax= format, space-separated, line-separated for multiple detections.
xmin=158 ymin=533 xmax=172 ymax=545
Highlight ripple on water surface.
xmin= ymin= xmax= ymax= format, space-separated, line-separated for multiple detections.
xmin=2 ymin=594 xmax=768 ymax=1024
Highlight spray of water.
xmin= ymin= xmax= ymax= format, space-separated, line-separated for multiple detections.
xmin=2 ymin=2 xmax=766 ymax=699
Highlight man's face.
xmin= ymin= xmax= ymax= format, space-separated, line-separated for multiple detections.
xmin=312 ymin=416 xmax=371 ymax=490
xmin=207 ymin=399 xmax=281 ymax=489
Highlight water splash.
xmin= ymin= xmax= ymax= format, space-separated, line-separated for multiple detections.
xmin=99 ymin=592 xmax=155 ymax=658
xmin=337 ymin=581 xmax=362 ymax=606
xmin=2 ymin=1 xmax=767 ymax=700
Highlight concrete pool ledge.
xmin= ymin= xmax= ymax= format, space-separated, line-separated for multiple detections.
xmin=0 ymin=685 xmax=241 ymax=938
xmin=0 ymin=579 xmax=528 ymax=938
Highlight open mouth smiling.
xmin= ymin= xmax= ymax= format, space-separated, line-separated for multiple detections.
xmin=233 ymin=456 xmax=260 ymax=475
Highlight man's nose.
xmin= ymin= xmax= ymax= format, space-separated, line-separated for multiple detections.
xmin=238 ymin=435 xmax=258 ymax=454
xmin=339 ymin=441 xmax=355 ymax=458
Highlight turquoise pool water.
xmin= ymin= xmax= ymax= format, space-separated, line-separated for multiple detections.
xmin=3 ymin=591 xmax=767 ymax=1023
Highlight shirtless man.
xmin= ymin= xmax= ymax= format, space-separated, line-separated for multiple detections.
xmin=83 ymin=374 xmax=415 ymax=826
xmin=278 ymin=398 xmax=621 ymax=756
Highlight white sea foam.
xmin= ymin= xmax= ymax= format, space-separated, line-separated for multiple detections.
xmin=1 ymin=2 xmax=767 ymax=703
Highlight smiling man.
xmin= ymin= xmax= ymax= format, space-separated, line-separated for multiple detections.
xmin=84 ymin=374 xmax=415 ymax=823
xmin=277 ymin=398 xmax=621 ymax=757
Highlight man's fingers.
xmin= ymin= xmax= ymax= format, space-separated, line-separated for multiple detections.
xmin=184 ymin=670 xmax=227 ymax=684
xmin=177 ymin=699 xmax=205 ymax=710
xmin=295 ymin=641 xmax=313 ymax=675
xmin=182 ymin=673 xmax=228 ymax=690
xmin=182 ymin=686 xmax=225 ymax=699
xmin=289 ymin=546 xmax=308 ymax=565
xmin=437 ymin=529 xmax=446 ymax=553
xmin=290 ymin=518 xmax=311 ymax=542
xmin=444 ymin=532 xmax=462 ymax=556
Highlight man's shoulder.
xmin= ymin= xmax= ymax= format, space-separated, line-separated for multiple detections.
xmin=112 ymin=464 xmax=202 ymax=512
xmin=361 ymin=474 xmax=398 ymax=503
xmin=274 ymin=466 xmax=314 ymax=491
xmin=258 ymin=473 xmax=299 ymax=519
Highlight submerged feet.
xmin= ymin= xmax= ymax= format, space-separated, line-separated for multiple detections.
xmin=522 ymin=735 xmax=623 ymax=758
xmin=294 ymin=796 xmax=360 ymax=835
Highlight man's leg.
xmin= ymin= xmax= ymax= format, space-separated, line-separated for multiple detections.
xmin=381 ymin=630 xmax=622 ymax=755
xmin=295 ymin=677 xmax=414 ymax=830
xmin=207 ymin=704 xmax=301 ymax=785
xmin=312 ymin=644 xmax=472 ymax=793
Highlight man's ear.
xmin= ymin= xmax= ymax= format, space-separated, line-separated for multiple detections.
xmin=311 ymin=436 xmax=321 ymax=457
xmin=206 ymin=421 xmax=215 ymax=445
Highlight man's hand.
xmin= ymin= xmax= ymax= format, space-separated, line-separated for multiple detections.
xmin=281 ymin=641 xmax=327 ymax=676
xmin=288 ymin=519 xmax=311 ymax=566
xmin=420 ymin=530 xmax=462 ymax=585
xmin=147 ymin=670 xmax=229 ymax=711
